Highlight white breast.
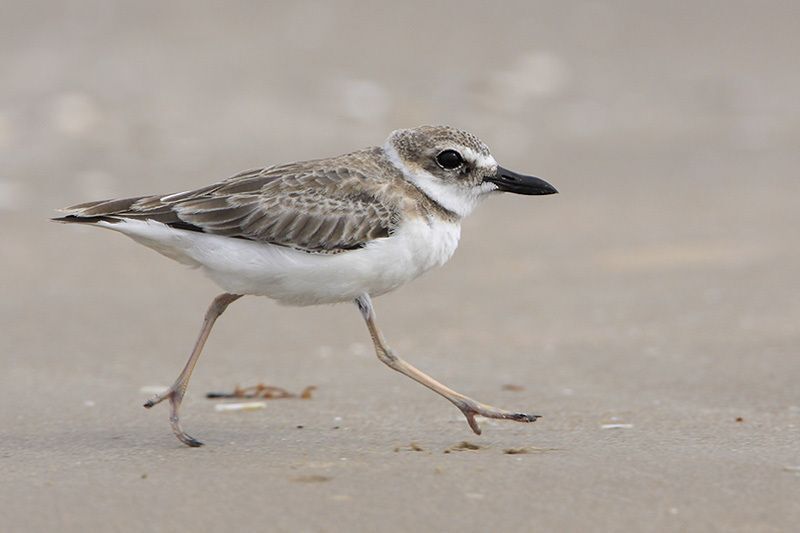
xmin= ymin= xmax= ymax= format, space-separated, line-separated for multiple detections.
xmin=97 ymin=217 xmax=461 ymax=306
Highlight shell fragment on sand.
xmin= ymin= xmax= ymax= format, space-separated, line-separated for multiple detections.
xmin=214 ymin=401 xmax=268 ymax=412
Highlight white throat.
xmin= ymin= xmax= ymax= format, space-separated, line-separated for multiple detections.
xmin=383 ymin=141 xmax=494 ymax=218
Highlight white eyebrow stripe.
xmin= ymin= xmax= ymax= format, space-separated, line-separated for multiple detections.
xmin=461 ymin=147 xmax=497 ymax=169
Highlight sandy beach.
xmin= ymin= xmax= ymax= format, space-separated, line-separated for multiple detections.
xmin=1 ymin=2 xmax=798 ymax=531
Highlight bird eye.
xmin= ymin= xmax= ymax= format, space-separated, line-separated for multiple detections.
xmin=436 ymin=149 xmax=463 ymax=170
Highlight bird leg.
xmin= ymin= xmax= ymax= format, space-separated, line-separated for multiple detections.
xmin=144 ymin=293 xmax=242 ymax=447
xmin=354 ymin=294 xmax=540 ymax=435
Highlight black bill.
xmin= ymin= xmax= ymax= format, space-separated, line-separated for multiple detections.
xmin=483 ymin=166 xmax=558 ymax=195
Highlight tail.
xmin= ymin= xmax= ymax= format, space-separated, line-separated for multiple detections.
xmin=52 ymin=196 xmax=149 ymax=223
xmin=52 ymin=196 xmax=207 ymax=269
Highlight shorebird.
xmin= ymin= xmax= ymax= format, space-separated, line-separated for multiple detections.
xmin=55 ymin=125 xmax=558 ymax=447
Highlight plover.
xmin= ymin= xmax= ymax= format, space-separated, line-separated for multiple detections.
xmin=55 ymin=125 xmax=557 ymax=447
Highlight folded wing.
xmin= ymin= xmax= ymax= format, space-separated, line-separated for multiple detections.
xmin=57 ymin=163 xmax=396 ymax=254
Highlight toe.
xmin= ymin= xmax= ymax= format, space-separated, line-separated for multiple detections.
xmin=181 ymin=436 xmax=204 ymax=448
xmin=509 ymin=413 xmax=541 ymax=422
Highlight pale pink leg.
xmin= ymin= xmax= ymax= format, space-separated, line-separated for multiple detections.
xmin=144 ymin=293 xmax=242 ymax=446
xmin=354 ymin=294 xmax=540 ymax=435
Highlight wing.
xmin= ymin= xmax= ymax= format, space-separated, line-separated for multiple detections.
xmin=59 ymin=157 xmax=397 ymax=254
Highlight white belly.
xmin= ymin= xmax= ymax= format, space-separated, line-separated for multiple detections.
xmin=98 ymin=218 xmax=461 ymax=306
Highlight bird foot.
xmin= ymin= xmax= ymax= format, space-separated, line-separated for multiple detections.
xmin=143 ymin=387 xmax=203 ymax=447
xmin=456 ymin=399 xmax=541 ymax=435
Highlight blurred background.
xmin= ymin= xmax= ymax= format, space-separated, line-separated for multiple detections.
xmin=1 ymin=1 xmax=798 ymax=532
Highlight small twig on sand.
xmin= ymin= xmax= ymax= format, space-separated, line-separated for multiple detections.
xmin=206 ymin=383 xmax=317 ymax=400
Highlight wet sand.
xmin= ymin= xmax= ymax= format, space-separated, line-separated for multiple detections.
xmin=1 ymin=2 xmax=799 ymax=531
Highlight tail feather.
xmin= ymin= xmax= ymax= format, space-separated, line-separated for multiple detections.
xmin=53 ymin=196 xmax=148 ymax=225
xmin=59 ymin=196 xmax=148 ymax=216
xmin=51 ymin=214 xmax=122 ymax=224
